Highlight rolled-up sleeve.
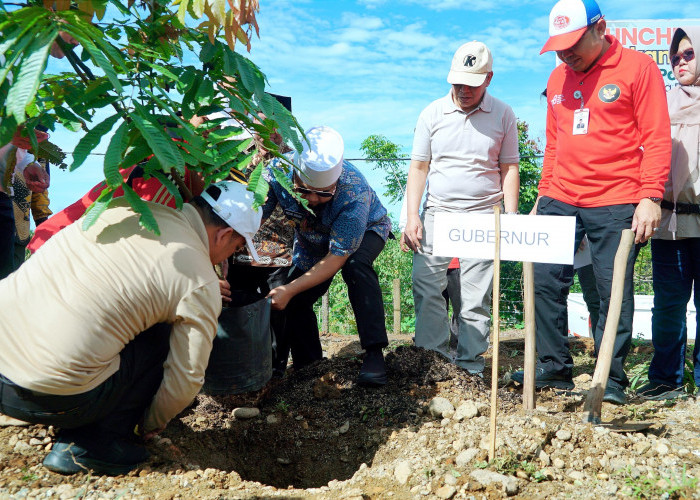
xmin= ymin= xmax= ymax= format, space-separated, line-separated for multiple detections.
xmin=144 ymin=282 xmax=221 ymax=431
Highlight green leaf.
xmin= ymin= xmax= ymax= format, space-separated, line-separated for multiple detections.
xmin=181 ymin=76 xmax=201 ymax=120
xmin=247 ymin=161 xmax=269 ymax=208
xmin=200 ymin=42 xmax=217 ymax=64
xmin=235 ymin=54 xmax=265 ymax=98
xmin=0 ymin=115 xmax=18 ymax=146
xmin=131 ymin=105 xmax=185 ymax=173
xmin=104 ymin=120 xmax=128 ymax=188
xmin=53 ymin=105 xmax=85 ymax=132
xmin=122 ymin=184 xmax=160 ymax=235
xmin=121 ymin=138 xmax=152 ymax=170
xmin=61 ymin=25 xmax=123 ymax=93
xmin=215 ymin=137 xmax=253 ymax=168
xmin=138 ymin=60 xmax=180 ymax=83
xmin=71 ymin=113 xmax=121 ymax=171
xmin=0 ymin=18 xmax=50 ymax=89
xmin=139 ymin=83 xmax=201 ymax=147
xmin=150 ymin=170 xmax=184 ymax=210
xmin=82 ymin=187 xmax=114 ymax=231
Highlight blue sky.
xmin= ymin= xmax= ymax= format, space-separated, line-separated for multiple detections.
xmin=44 ymin=0 xmax=700 ymax=219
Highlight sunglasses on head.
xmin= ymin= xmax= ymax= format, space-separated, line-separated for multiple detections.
xmin=671 ymin=48 xmax=695 ymax=67
xmin=293 ymin=185 xmax=336 ymax=198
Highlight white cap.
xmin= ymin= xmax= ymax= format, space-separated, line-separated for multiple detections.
xmin=540 ymin=0 xmax=602 ymax=54
xmin=201 ymin=181 xmax=262 ymax=262
xmin=295 ymin=126 xmax=344 ymax=188
xmin=447 ymin=41 xmax=493 ymax=87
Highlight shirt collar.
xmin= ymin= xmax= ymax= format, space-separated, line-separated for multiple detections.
xmin=565 ymin=35 xmax=622 ymax=77
xmin=442 ymin=89 xmax=493 ymax=115
xmin=182 ymin=203 xmax=210 ymax=253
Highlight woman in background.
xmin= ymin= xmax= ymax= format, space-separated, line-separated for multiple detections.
xmin=640 ymin=27 xmax=700 ymax=400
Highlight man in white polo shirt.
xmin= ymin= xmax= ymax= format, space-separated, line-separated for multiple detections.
xmin=403 ymin=41 xmax=520 ymax=375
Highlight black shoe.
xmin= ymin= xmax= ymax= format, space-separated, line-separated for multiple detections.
xmin=603 ymin=385 xmax=627 ymax=405
xmin=43 ymin=434 xmax=149 ymax=476
xmin=511 ymin=368 xmax=574 ymax=390
xmin=357 ymin=349 xmax=387 ymax=387
xmin=636 ymin=382 xmax=684 ymax=401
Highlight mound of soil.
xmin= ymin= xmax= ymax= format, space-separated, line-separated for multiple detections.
xmin=168 ymin=345 xmax=496 ymax=489
xmin=1 ymin=335 xmax=698 ymax=499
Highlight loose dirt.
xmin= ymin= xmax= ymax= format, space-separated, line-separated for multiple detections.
xmin=1 ymin=334 xmax=698 ymax=499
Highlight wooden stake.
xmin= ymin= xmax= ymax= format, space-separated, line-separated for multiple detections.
xmin=321 ymin=292 xmax=329 ymax=335
xmin=489 ymin=206 xmax=502 ymax=462
xmin=522 ymin=261 xmax=536 ymax=410
xmin=582 ymin=229 xmax=635 ymax=424
xmin=393 ymin=278 xmax=401 ymax=335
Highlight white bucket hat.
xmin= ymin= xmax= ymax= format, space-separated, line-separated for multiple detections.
xmin=296 ymin=126 xmax=344 ymax=188
xmin=201 ymin=181 xmax=262 ymax=261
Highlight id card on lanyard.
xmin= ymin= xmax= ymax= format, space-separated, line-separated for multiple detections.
xmin=573 ymin=109 xmax=589 ymax=135
xmin=572 ymin=90 xmax=589 ymax=135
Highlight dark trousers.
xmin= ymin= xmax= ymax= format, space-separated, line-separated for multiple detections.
xmin=276 ymin=231 xmax=389 ymax=371
xmin=227 ymin=265 xmax=288 ymax=373
xmin=534 ymin=197 xmax=641 ymax=388
xmin=0 ymin=324 xmax=170 ymax=439
xmin=650 ymin=238 xmax=700 ymax=386
xmin=577 ymin=263 xmax=601 ymax=334
xmin=0 ymin=193 xmax=14 ymax=281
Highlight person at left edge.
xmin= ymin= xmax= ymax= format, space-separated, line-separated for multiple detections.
xmin=265 ymin=126 xmax=392 ymax=387
xmin=0 ymin=181 xmax=261 ymax=475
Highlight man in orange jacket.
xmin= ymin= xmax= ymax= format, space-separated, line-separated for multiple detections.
xmin=511 ymin=0 xmax=672 ymax=404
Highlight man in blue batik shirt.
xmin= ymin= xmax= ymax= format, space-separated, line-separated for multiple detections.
xmin=264 ymin=126 xmax=392 ymax=387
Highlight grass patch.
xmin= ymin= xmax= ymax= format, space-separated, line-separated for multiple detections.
xmin=620 ymin=465 xmax=698 ymax=499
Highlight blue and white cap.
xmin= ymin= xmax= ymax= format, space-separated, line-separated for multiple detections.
xmin=540 ymin=0 xmax=602 ymax=54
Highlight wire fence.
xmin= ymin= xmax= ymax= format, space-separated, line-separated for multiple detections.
xmin=315 ymin=262 xmax=655 ymax=336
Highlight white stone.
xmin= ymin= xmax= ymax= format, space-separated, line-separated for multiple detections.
xmin=455 ymin=448 xmax=480 ymax=467
xmin=339 ymin=421 xmax=350 ymax=434
xmin=435 ymin=485 xmax=456 ymax=499
xmin=232 ymin=407 xmax=260 ymax=419
xmin=556 ymin=429 xmax=572 ymax=442
xmin=266 ymin=414 xmax=281 ymax=425
xmin=470 ymin=470 xmax=519 ymax=496
xmin=429 ymin=397 xmax=455 ymax=419
xmin=394 ymin=460 xmax=411 ymax=485
xmin=454 ymin=401 xmax=479 ymax=421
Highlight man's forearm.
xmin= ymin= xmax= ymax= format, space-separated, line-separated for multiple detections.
xmin=500 ymin=163 xmax=520 ymax=213
xmin=406 ymin=160 xmax=429 ymax=219
xmin=287 ymin=253 xmax=349 ymax=297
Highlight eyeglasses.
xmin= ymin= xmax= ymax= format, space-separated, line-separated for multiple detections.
xmin=671 ymin=48 xmax=695 ymax=67
xmin=293 ymin=184 xmax=336 ymax=198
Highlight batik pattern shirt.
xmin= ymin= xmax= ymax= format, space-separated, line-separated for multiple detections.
xmin=263 ymin=160 xmax=391 ymax=271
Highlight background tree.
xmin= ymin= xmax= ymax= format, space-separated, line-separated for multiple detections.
xmin=360 ymin=134 xmax=406 ymax=205
xmin=0 ymin=0 xmax=304 ymax=233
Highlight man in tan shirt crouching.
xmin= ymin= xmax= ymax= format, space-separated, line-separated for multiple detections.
xmin=0 ymin=180 xmax=261 ymax=475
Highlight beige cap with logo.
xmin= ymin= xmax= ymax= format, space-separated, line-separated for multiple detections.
xmin=447 ymin=41 xmax=493 ymax=87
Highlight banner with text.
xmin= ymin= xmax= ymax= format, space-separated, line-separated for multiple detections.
xmin=606 ymin=20 xmax=700 ymax=91
xmin=432 ymin=213 xmax=576 ymax=265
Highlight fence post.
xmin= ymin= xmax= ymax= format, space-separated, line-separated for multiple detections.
xmin=321 ymin=292 xmax=329 ymax=335
xmin=392 ymin=278 xmax=401 ymax=335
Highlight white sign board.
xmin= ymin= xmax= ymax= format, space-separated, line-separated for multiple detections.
xmin=432 ymin=213 xmax=576 ymax=265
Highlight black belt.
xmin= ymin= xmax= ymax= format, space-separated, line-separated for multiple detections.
xmin=660 ymin=200 xmax=700 ymax=215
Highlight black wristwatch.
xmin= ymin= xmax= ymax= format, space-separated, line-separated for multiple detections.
xmin=647 ymin=197 xmax=662 ymax=203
